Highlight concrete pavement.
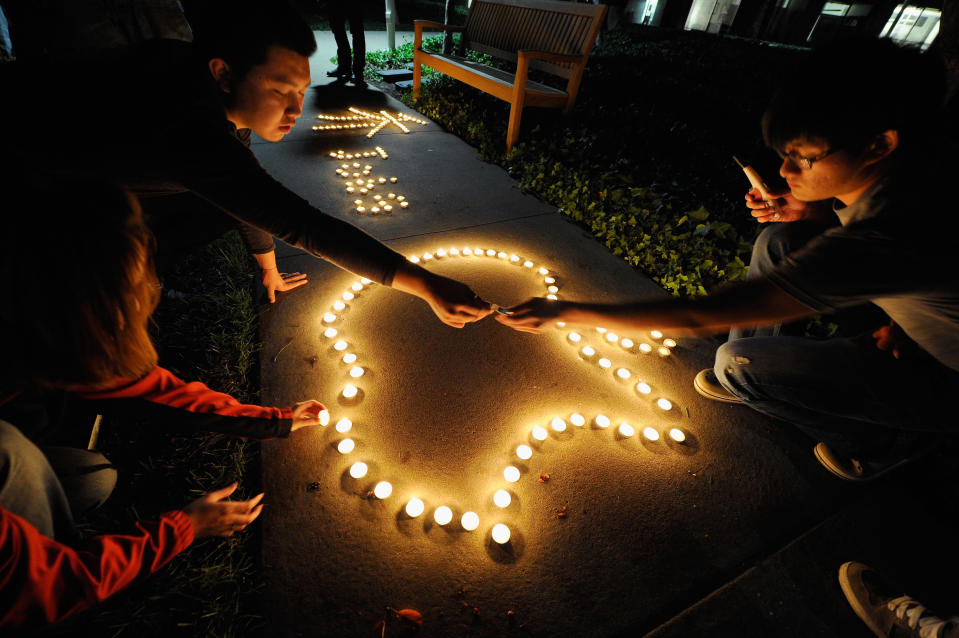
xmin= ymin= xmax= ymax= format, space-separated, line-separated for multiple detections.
xmin=250 ymin=34 xmax=959 ymax=638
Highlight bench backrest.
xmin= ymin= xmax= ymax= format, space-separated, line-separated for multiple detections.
xmin=464 ymin=0 xmax=606 ymax=79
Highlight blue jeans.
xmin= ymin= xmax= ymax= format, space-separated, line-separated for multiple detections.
xmin=0 ymin=420 xmax=116 ymax=541
xmin=714 ymin=223 xmax=959 ymax=458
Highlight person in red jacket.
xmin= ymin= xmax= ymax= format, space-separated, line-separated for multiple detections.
xmin=0 ymin=419 xmax=263 ymax=629
xmin=0 ymin=173 xmax=319 ymax=630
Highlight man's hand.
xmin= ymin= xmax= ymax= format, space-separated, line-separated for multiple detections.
xmin=391 ymin=263 xmax=493 ymax=328
xmin=872 ymin=320 xmax=915 ymax=359
xmin=746 ymin=187 xmax=810 ymax=223
xmin=261 ymin=267 xmax=308 ymax=304
xmin=291 ymin=400 xmax=328 ymax=432
xmin=183 ymin=483 xmax=264 ymax=538
xmin=495 ymin=297 xmax=567 ymax=333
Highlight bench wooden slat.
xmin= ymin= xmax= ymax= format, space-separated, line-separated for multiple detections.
xmin=413 ymin=0 xmax=606 ymax=152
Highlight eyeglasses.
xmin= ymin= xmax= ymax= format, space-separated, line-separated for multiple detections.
xmin=775 ymin=148 xmax=838 ymax=170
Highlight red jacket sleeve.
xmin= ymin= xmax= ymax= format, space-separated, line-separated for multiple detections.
xmin=74 ymin=367 xmax=295 ymax=440
xmin=0 ymin=506 xmax=194 ymax=629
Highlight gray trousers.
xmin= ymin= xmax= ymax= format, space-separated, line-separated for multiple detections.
xmin=0 ymin=419 xmax=116 ymax=541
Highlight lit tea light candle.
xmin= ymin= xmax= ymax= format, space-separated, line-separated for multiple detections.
xmin=342 ymin=291 xmax=355 ymax=301
xmin=548 ymin=285 xmax=559 ymax=294
xmin=396 ymin=196 xmax=405 ymax=201
xmin=360 ymin=278 xmax=372 ymax=285
xmin=620 ymin=338 xmax=634 ymax=349
xmin=493 ymin=490 xmax=511 ymax=508
xmin=531 ymin=426 xmax=548 ymax=441
xmin=596 ymin=327 xmax=607 ymax=334
xmin=337 ymin=438 xmax=355 ymax=454
xmin=373 ymin=194 xmax=382 ymax=201
xmin=352 ymin=282 xmax=363 ymax=292
xmin=335 ymin=418 xmax=352 ymax=433
xmin=370 ymin=207 xmax=380 ymax=214
xmin=333 ymin=300 xmax=346 ymax=311
xmin=556 ymin=321 xmax=566 ymax=327
xmin=497 ymin=252 xmax=507 ymax=259
xmin=570 ymin=413 xmax=586 ymax=427
xmin=382 ymin=205 xmax=393 ymax=212
xmin=546 ymin=294 xmax=558 ymax=300
xmin=378 ymin=177 xmax=386 ymax=184
xmin=346 ymin=187 xmax=355 ymax=193
xmin=342 ymin=353 xmax=357 ymax=364
xmin=544 ymin=276 xmax=555 ymax=284
xmin=399 ymin=201 xmax=409 ymax=209
xmin=359 ymin=188 xmax=368 ymax=194
xmin=616 ymin=368 xmax=631 ymax=380
xmin=619 ymin=423 xmax=636 ymax=437
xmin=349 ymin=462 xmax=368 ymax=479
xmin=663 ymin=338 xmax=677 ymax=348
xmin=373 ymin=481 xmax=393 ymax=499
xmin=606 ymin=332 xmax=619 ymax=343
xmin=669 ymin=428 xmax=686 ymax=443
xmin=450 ymin=248 xmax=460 ymax=256
xmin=423 ymin=253 xmax=433 ymax=260
xmin=510 ymin=255 xmax=520 ymax=262
xmin=523 ymin=260 xmax=534 ymax=268
xmin=650 ymin=330 xmax=663 ymax=339
xmin=643 ymin=427 xmax=660 ymax=441
xmin=595 ymin=414 xmax=611 ymax=428
xmin=353 ymin=162 xmax=360 ymax=168
xmin=333 ymin=340 xmax=348 ymax=351
xmin=409 ymin=256 xmax=420 ymax=263
xmin=323 ymin=313 xmax=337 ymax=323
xmin=387 ymin=192 xmax=396 ymax=199
xmin=504 ymin=466 xmax=520 ymax=482
xmin=390 ymin=176 xmax=398 ymax=183
xmin=492 ymin=523 xmax=511 ymax=544
xmin=551 ymin=417 xmax=567 ymax=432
xmin=353 ymin=199 xmax=362 ymax=205
xmin=356 ymin=206 xmax=366 ymax=214
xmin=436 ymin=249 xmax=447 ymax=257
xmin=598 ymin=358 xmax=611 ymax=369
xmin=349 ymin=366 xmax=364 ymax=378
xmin=434 ymin=506 xmax=453 ymax=526
xmin=639 ymin=343 xmax=653 ymax=354
xmin=323 ymin=328 xmax=338 ymax=338
xmin=461 ymin=512 xmax=479 ymax=531
xmin=657 ymin=398 xmax=673 ymax=411
xmin=516 ymin=444 xmax=532 ymax=460
xmin=567 ymin=332 xmax=582 ymax=344
xmin=342 ymin=384 xmax=358 ymax=399
xmin=486 ymin=249 xmax=496 ymax=257
xmin=406 ymin=498 xmax=425 ymax=517
xmin=581 ymin=346 xmax=595 ymax=357
xmin=463 ymin=248 xmax=473 ymax=255
xmin=636 ymin=382 xmax=652 ymax=395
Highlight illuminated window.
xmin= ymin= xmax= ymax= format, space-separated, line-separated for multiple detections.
xmin=684 ymin=0 xmax=742 ymax=33
xmin=880 ymin=5 xmax=940 ymax=51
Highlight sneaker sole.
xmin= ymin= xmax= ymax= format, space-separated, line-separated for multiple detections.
xmin=693 ymin=372 xmax=744 ymax=404
xmin=814 ymin=443 xmax=912 ymax=482
xmin=838 ymin=562 xmax=888 ymax=638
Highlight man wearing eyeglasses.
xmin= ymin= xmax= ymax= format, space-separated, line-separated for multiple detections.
xmin=495 ymin=37 xmax=958 ymax=483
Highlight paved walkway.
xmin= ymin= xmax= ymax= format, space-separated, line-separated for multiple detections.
xmin=248 ymin=32 xmax=959 ymax=638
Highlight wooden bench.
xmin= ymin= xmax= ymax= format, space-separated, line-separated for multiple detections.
xmin=412 ymin=0 xmax=607 ymax=153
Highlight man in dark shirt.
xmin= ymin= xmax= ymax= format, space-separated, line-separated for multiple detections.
xmin=1 ymin=0 xmax=490 ymax=326
xmin=496 ymin=39 xmax=958 ymax=482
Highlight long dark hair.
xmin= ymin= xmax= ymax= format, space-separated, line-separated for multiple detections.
xmin=0 ymin=172 xmax=161 ymax=390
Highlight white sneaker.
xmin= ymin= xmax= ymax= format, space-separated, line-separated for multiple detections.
xmin=693 ymin=369 xmax=744 ymax=404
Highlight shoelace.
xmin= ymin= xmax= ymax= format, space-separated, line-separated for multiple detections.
xmin=887 ymin=596 xmax=950 ymax=638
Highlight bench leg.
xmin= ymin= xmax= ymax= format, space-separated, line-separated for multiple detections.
xmin=412 ymin=52 xmax=422 ymax=100
xmin=506 ymin=101 xmax=524 ymax=154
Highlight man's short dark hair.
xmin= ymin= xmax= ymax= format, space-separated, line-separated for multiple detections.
xmin=190 ymin=0 xmax=317 ymax=80
xmin=762 ymin=38 xmax=945 ymax=157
